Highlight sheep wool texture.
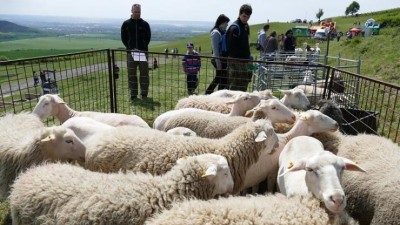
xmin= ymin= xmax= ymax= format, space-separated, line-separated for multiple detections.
xmin=85 ymin=120 xmax=275 ymax=194
xmin=335 ymin=134 xmax=400 ymax=225
xmin=163 ymin=110 xmax=251 ymax=138
xmin=0 ymin=113 xmax=45 ymax=198
xmin=10 ymin=159 xmax=217 ymax=225
xmin=175 ymin=95 xmax=234 ymax=114
xmin=145 ymin=194 xmax=358 ymax=225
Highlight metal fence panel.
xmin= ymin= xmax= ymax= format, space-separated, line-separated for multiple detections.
xmin=0 ymin=49 xmax=113 ymax=124
xmin=0 ymin=49 xmax=399 ymax=143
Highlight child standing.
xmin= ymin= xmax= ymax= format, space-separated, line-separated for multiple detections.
xmin=182 ymin=42 xmax=201 ymax=95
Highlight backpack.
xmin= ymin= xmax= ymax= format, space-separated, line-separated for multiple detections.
xmin=221 ymin=21 xmax=240 ymax=56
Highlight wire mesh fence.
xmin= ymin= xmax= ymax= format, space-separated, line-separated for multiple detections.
xmin=0 ymin=49 xmax=113 ymax=124
xmin=0 ymin=49 xmax=399 ymax=143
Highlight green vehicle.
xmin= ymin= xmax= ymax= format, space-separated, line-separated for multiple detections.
xmin=292 ymin=26 xmax=310 ymax=37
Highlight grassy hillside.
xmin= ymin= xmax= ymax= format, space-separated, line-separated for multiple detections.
xmin=0 ymin=20 xmax=39 ymax=33
xmin=0 ymin=8 xmax=399 ymax=82
xmin=149 ymin=8 xmax=400 ymax=83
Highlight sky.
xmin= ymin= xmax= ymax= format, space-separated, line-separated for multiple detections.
xmin=0 ymin=0 xmax=399 ymax=24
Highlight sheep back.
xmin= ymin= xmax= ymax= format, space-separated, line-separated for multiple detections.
xmin=175 ymin=95 xmax=232 ymax=114
xmin=10 ymin=158 xmax=217 ymax=225
xmin=0 ymin=113 xmax=44 ymax=198
xmin=145 ymin=194 xmax=334 ymax=225
xmin=337 ymin=134 xmax=400 ymax=225
xmin=135 ymin=120 xmax=276 ymax=193
xmin=163 ymin=110 xmax=250 ymax=138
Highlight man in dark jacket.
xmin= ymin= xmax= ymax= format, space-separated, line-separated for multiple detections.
xmin=121 ymin=3 xmax=151 ymax=100
xmin=226 ymin=4 xmax=252 ymax=91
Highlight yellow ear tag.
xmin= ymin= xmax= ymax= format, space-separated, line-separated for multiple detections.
xmin=201 ymin=169 xmax=207 ymax=177
xmin=299 ymin=115 xmax=308 ymax=121
xmin=182 ymin=156 xmax=189 ymax=160
xmin=288 ymin=161 xmax=294 ymax=169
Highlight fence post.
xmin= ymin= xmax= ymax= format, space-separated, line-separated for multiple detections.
xmin=337 ymin=52 xmax=341 ymax=68
xmin=107 ymin=49 xmax=116 ymax=113
xmin=354 ymin=55 xmax=361 ymax=108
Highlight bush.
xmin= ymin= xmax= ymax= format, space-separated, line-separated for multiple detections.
xmin=376 ymin=14 xmax=400 ymax=28
xmin=0 ymin=56 xmax=9 ymax=62
xmin=350 ymin=37 xmax=361 ymax=45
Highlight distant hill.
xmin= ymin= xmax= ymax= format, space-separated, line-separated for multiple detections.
xmin=0 ymin=20 xmax=39 ymax=33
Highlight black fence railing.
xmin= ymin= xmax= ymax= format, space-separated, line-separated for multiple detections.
xmin=0 ymin=49 xmax=399 ymax=143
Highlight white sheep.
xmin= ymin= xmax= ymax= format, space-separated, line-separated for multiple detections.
xmin=278 ymin=136 xmax=365 ymax=214
xmin=294 ymin=84 xmax=327 ymax=105
xmin=174 ymin=92 xmax=261 ymax=115
xmin=0 ymin=113 xmax=86 ymax=199
xmin=315 ymin=132 xmax=400 ymax=225
xmin=60 ymin=116 xmax=114 ymax=144
xmin=166 ymin=127 xmax=197 ymax=137
xmin=162 ymin=99 xmax=296 ymax=139
xmin=32 ymin=94 xmax=150 ymax=128
xmin=85 ymin=119 xmax=279 ymax=194
xmin=208 ymin=89 xmax=276 ymax=100
xmin=286 ymin=55 xmax=308 ymax=62
xmin=145 ymin=193 xmax=358 ymax=225
xmin=10 ymin=153 xmax=234 ymax=225
xmin=154 ymin=92 xmax=263 ymax=130
xmin=242 ymin=110 xmax=339 ymax=193
xmin=279 ymin=88 xmax=310 ymax=110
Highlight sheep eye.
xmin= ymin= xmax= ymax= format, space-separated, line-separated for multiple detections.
xmin=44 ymin=102 xmax=49 ymax=106
xmin=66 ymin=140 xmax=73 ymax=144
xmin=306 ymin=167 xmax=314 ymax=172
xmin=272 ymin=106 xmax=277 ymax=110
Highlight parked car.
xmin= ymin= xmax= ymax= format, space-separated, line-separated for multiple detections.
xmin=312 ymin=29 xmax=328 ymax=40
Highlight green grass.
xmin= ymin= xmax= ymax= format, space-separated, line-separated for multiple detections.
xmin=0 ymin=36 xmax=123 ymax=51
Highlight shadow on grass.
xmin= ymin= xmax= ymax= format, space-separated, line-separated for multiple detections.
xmin=131 ymin=97 xmax=161 ymax=111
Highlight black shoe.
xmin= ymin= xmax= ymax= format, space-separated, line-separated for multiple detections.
xmin=131 ymin=96 xmax=137 ymax=101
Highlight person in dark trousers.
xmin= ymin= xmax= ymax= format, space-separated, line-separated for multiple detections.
xmin=33 ymin=71 xmax=39 ymax=86
xmin=226 ymin=4 xmax=252 ymax=91
xmin=182 ymin=42 xmax=201 ymax=95
xmin=153 ymin=58 xmax=158 ymax=69
xmin=121 ymin=3 xmax=151 ymax=100
xmin=39 ymin=70 xmax=46 ymax=84
xmin=205 ymin=14 xmax=230 ymax=94
xmin=283 ymin=29 xmax=296 ymax=54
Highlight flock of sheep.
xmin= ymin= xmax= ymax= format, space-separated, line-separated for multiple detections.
xmin=0 ymin=87 xmax=399 ymax=225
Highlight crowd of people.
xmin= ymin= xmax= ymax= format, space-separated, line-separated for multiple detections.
xmin=120 ymin=3 xmax=303 ymax=97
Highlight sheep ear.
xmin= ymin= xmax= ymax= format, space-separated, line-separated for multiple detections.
xmin=341 ymin=157 xmax=366 ymax=172
xmin=52 ymin=95 xmax=65 ymax=104
xmin=202 ymin=165 xmax=217 ymax=178
xmin=255 ymin=131 xmax=267 ymax=142
xmin=279 ymin=160 xmax=306 ymax=177
xmin=41 ymin=134 xmax=56 ymax=143
xmin=225 ymin=95 xmax=239 ymax=105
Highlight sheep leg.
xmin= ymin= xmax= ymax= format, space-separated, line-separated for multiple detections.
xmin=267 ymin=170 xmax=279 ymax=193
